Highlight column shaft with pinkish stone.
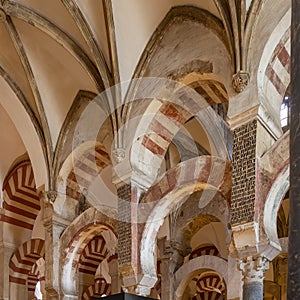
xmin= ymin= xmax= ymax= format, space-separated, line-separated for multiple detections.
xmin=115 ymin=176 xmax=151 ymax=296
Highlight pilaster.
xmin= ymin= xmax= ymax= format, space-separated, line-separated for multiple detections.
xmin=157 ymin=237 xmax=191 ymax=300
xmin=112 ymin=147 xmax=155 ymax=296
xmin=229 ymin=108 xmax=280 ymax=260
xmin=108 ymin=255 xmax=120 ymax=294
xmin=42 ymin=191 xmax=70 ymax=300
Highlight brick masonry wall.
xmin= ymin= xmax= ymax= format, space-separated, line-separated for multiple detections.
xmin=117 ymin=184 xmax=132 ymax=265
xmin=231 ymin=120 xmax=257 ymax=225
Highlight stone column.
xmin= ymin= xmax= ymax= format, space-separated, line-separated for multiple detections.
xmin=158 ymin=237 xmax=190 ymax=300
xmin=108 ymin=255 xmax=120 ymax=294
xmin=43 ymin=191 xmax=69 ymax=300
xmin=273 ymin=255 xmax=288 ymax=300
xmin=239 ymin=256 xmax=269 ymax=300
xmin=288 ymin=0 xmax=300 ymax=298
xmin=0 ymin=239 xmax=16 ymax=300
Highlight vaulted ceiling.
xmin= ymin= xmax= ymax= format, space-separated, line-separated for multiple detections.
xmin=0 ymin=0 xmax=291 ymax=192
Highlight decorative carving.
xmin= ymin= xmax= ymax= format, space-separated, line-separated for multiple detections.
xmin=46 ymin=191 xmax=57 ymax=204
xmin=239 ymin=255 xmax=269 ymax=284
xmin=112 ymin=148 xmax=125 ymax=163
xmin=0 ymin=8 xmax=6 ymax=22
xmin=158 ymin=238 xmax=191 ymax=272
xmin=232 ymin=71 xmax=250 ymax=93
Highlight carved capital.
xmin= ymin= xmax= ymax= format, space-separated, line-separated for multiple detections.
xmin=239 ymin=255 xmax=269 ymax=284
xmin=112 ymin=148 xmax=125 ymax=163
xmin=170 ymin=240 xmax=192 ymax=257
xmin=232 ymin=71 xmax=250 ymax=93
xmin=44 ymin=218 xmax=53 ymax=233
xmin=46 ymin=191 xmax=57 ymax=204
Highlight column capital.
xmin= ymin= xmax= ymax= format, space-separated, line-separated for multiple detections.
xmin=158 ymin=237 xmax=191 ymax=260
xmin=46 ymin=190 xmax=57 ymax=204
xmin=239 ymin=255 xmax=269 ymax=284
xmin=232 ymin=71 xmax=250 ymax=93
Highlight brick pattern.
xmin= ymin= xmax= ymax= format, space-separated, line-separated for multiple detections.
xmin=231 ymin=120 xmax=257 ymax=225
xmin=9 ymin=239 xmax=45 ymax=285
xmin=117 ymin=184 xmax=132 ymax=265
xmin=2 ymin=162 xmax=40 ymax=230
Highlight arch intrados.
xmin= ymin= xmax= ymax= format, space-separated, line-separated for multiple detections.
xmin=139 ymin=156 xmax=231 ymax=290
xmin=174 ymin=255 xmax=228 ymax=300
xmin=55 ymin=141 xmax=111 ymax=213
xmin=172 ymin=191 xmax=230 ymax=246
xmin=0 ymin=73 xmax=48 ymax=188
xmin=263 ymin=165 xmax=289 ymax=256
xmin=60 ymin=208 xmax=117 ymax=296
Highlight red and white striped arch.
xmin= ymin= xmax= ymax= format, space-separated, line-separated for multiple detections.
xmin=61 ymin=208 xmax=117 ymax=297
xmin=138 ymin=156 xmax=231 ymax=292
xmin=194 ymin=271 xmax=225 ymax=296
xmin=67 ymin=143 xmax=111 ymax=202
xmin=264 ymin=29 xmax=290 ymax=103
xmin=130 ymin=74 xmax=229 ymax=187
xmin=27 ymin=258 xmax=45 ymax=298
xmin=189 ymin=245 xmax=221 ymax=261
xmin=9 ymin=239 xmax=45 ymax=285
xmin=187 ymin=245 xmax=225 ymax=299
xmin=258 ymin=8 xmax=291 ymax=130
xmin=175 ymin=255 xmax=228 ymax=300
xmin=78 ymin=235 xmax=108 ymax=275
xmin=82 ymin=278 xmax=111 ymax=299
xmin=2 ymin=162 xmax=40 ymax=230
